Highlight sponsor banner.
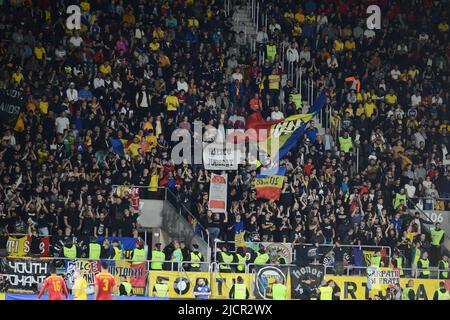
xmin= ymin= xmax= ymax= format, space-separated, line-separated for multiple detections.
xmin=148 ymin=271 xmax=254 ymax=299
xmin=367 ymin=267 xmax=400 ymax=291
xmin=0 ymin=88 xmax=25 ymax=127
xmin=324 ymin=276 xmax=444 ymax=300
xmin=245 ymin=242 xmax=292 ymax=263
xmin=0 ymin=257 xmax=51 ymax=292
xmin=254 ymin=265 xmax=290 ymax=300
xmin=290 ymin=264 xmax=325 ymax=300
xmin=148 ymin=270 xmax=211 ymax=298
xmin=203 ymin=143 xmax=239 ymax=170
xmin=209 ymin=173 xmax=228 ymax=213
xmin=6 ymin=236 xmax=50 ymax=257
xmin=64 ymin=259 xmax=147 ymax=296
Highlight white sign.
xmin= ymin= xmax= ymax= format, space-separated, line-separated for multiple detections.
xmin=209 ymin=173 xmax=228 ymax=213
xmin=203 ymin=143 xmax=239 ymax=170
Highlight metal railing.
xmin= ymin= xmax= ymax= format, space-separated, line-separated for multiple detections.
xmin=409 ymin=197 xmax=450 ymax=212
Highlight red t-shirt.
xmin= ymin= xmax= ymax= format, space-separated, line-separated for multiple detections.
xmin=38 ymin=275 xmax=68 ymax=300
xmin=95 ymin=272 xmax=116 ymax=300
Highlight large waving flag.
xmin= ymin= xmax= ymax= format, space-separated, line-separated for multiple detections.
xmin=255 ymin=167 xmax=286 ymax=200
xmin=231 ymin=90 xmax=328 ymax=162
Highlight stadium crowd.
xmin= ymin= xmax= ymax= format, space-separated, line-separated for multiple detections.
xmin=0 ymin=0 xmax=449 ymax=276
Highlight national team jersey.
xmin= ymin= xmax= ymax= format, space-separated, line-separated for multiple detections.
xmin=38 ymin=275 xmax=69 ymax=300
xmin=94 ymin=272 xmax=116 ymax=300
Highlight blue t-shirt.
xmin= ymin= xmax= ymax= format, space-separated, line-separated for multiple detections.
xmin=194 ymin=285 xmax=210 ymax=299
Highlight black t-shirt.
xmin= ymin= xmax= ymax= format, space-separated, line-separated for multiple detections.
xmin=94 ymin=219 xmax=109 ymax=237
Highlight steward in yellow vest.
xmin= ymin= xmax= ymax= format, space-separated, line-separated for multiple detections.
xmin=189 ymin=244 xmax=203 ymax=271
xmin=272 ymin=279 xmax=287 ymax=300
xmin=254 ymin=246 xmax=270 ymax=265
xmin=318 ymin=282 xmax=333 ymax=300
xmin=338 ymin=132 xmax=353 ymax=153
xmin=433 ymin=281 xmax=450 ymax=300
xmin=235 ymin=247 xmax=247 ymax=273
xmin=153 ymin=277 xmax=169 ymax=298
xmin=438 ymin=255 xmax=449 ymax=279
xmin=402 ymin=280 xmax=415 ymax=300
xmin=132 ymin=241 xmax=146 ymax=264
xmin=110 ymin=240 xmax=123 ymax=260
xmin=229 ymin=276 xmax=248 ymax=299
xmin=151 ymin=243 xmax=166 ymax=270
xmin=63 ymin=239 xmax=77 ymax=259
xmin=218 ymin=247 xmax=234 ymax=272
xmin=417 ymin=252 xmax=430 ymax=278
xmin=88 ymin=238 xmax=101 ymax=260
xmin=118 ymin=275 xmax=133 ymax=296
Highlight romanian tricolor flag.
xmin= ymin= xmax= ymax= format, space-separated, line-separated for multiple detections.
xmin=231 ymin=90 xmax=328 ymax=162
xmin=255 ymin=167 xmax=286 ymax=200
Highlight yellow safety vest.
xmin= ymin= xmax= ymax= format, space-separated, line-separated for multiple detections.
xmin=437 ymin=290 xmax=450 ymax=300
xmin=154 ymin=283 xmax=169 ymax=297
xmin=219 ymin=252 xmax=233 ymax=270
xmin=266 ymin=44 xmax=277 ymax=62
xmin=234 ymin=283 xmax=247 ymax=299
xmin=319 ymin=286 xmax=333 ymax=300
xmin=396 ymin=257 xmax=404 ymax=276
xmin=339 ymin=136 xmax=353 ymax=153
xmin=272 ymin=283 xmax=287 ymax=300
xmin=120 ymin=281 xmax=132 ymax=296
xmin=63 ymin=245 xmax=77 ymax=259
xmin=236 ymin=254 xmax=247 ymax=272
xmin=151 ymin=250 xmax=165 ymax=270
xmin=132 ymin=248 xmax=146 ymax=264
xmin=431 ymin=228 xmax=445 ymax=246
xmin=402 ymin=287 xmax=413 ymax=300
xmin=291 ymin=93 xmax=302 ymax=109
xmin=419 ymin=258 xmax=430 ymax=275
xmin=439 ymin=260 xmax=449 ymax=278
xmin=113 ymin=247 xmax=123 ymax=260
xmin=89 ymin=243 xmax=101 ymax=260
xmin=371 ymin=255 xmax=381 ymax=267
xmin=190 ymin=252 xmax=202 ymax=268
xmin=254 ymin=252 xmax=270 ymax=265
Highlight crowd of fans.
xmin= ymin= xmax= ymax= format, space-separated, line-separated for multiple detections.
xmin=0 ymin=0 xmax=448 ymax=273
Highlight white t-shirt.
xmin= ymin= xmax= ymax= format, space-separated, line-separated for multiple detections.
xmin=271 ymin=111 xmax=284 ymax=120
xmin=55 ymin=116 xmax=70 ymax=134
xmin=177 ymin=81 xmax=189 ymax=93
xmin=231 ymin=72 xmax=243 ymax=82
xmin=69 ymin=36 xmax=83 ymax=47
xmin=405 ymin=184 xmax=416 ymax=198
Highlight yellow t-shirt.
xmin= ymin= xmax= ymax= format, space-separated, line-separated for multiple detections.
xmin=152 ymin=29 xmax=165 ymax=40
xmin=385 ymin=94 xmax=397 ymax=105
xmin=73 ymin=277 xmax=88 ymax=300
xmin=364 ymin=102 xmax=376 ymax=117
xmin=34 ymin=47 xmax=46 ymax=60
xmin=143 ymin=121 xmax=153 ymax=132
xmin=149 ymin=42 xmax=160 ymax=52
xmin=305 ymin=14 xmax=316 ymax=24
xmin=39 ymin=101 xmax=49 ymax=114
xmin=99 ymin=64 xmax=111 ymax=75
xmin=355 ymin=106 xmax=365 ymax=117
xmin=149 ymin=174 xmax=159 ymax=192
xmin=80 ymin=1 xmax=91 ymax=11
xmin=284 ymin=12 xmax=294 ymax=20
xmin=334 ymin=40 xmax=344 ymax=52
xmin=344 ymin=40 xmax=356 ymax=50
xmin=127 ymin=143 xmax=141 ymax=157
xmin=12 ymin=72 xmax=24 ymax=85
xmin=268 ymin=74 xmax=280 ymax=90
xmin=294 ymin=13 xmax=305 ymax=24
xmin=187 ymin=18 xmax=199 ymax=28
xmin=165 ymin=95 xmax=179 ymax=111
